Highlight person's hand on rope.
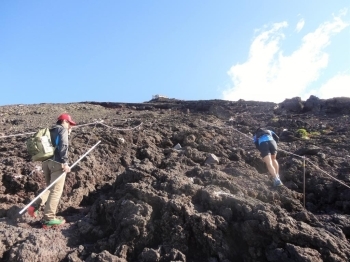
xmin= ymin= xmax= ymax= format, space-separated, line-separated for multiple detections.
xmin=61 ymin=163 xmax=71 ymax=173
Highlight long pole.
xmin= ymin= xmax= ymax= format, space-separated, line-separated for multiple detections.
xmin=19 ymin=140 xmax=101 ymax=214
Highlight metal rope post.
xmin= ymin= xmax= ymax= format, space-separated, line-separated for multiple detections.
xmin=19 ymin=140 xmax=101 ymax=214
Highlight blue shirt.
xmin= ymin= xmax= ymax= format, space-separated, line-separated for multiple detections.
xmin=253 ymin=130 xmax=277 ymax=145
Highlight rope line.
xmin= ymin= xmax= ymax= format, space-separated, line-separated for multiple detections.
xmin=1 ymin=116 xmax=348 ymax=189
xmin=99 ymin=122 xmax=143 ymax=131
xmin=0 ymin=131 xmax=36 ymax=138
xmin=0 ymin=120 xmax=143 ymax=139
xmin=306 ymin=160 xmax=350 ymax=189
xmin=199 ymin=119 xmax=350 ymax=189
xmin=0 ymin=119 xmax=143 ymax=180
xmin=73 ymin=120 xmax=104 ymax=128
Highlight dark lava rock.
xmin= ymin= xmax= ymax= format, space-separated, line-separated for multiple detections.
xmin=1 ymin=97 xmax=350 ymax=262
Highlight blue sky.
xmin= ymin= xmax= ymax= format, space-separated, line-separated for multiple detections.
xmin=0 ymin=1 xmax=349 ymax=105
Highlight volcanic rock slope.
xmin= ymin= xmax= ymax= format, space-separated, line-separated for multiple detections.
xmin=1 ymin=97 xmax=350 ymax=262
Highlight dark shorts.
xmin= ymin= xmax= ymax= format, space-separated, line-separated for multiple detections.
xmin=259 ymin=140 xmax=277 ymax=158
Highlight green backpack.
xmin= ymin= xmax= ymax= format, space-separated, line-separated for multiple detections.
xmin=26 ymin=128 xmax=58 ymax=161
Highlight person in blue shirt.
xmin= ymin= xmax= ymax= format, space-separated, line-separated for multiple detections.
xmin=253 ymin=128 xmax=283 ymax=187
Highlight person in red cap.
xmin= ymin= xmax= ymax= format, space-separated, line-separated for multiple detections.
xmin=28 ymin=113 xmax=76 ymax=227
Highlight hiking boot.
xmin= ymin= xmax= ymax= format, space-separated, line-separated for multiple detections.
xmin=27 ymin=206 xmax=39 ymax=218
xmin=43 ymin=217 xmax=66 ymax=227
xmin=274 ymin=178 xmax=283 ymax=187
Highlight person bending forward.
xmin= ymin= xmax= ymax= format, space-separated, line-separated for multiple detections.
xmin=253 ymin=128 xmax=283 ymax=187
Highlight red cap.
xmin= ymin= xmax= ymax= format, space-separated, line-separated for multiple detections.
xmin=57 ymin=113 xmax=76 ymax=126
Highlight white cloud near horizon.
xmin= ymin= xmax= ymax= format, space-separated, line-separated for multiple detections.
xmin=223 ymin=10 xmax=349 ymax=103
xmin=305 ymin=73 xmax=350 ymax=99
xmin=295 ymin=18 xmax=305 ymax=32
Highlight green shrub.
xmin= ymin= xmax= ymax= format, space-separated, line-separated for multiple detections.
xmin=309 ymin=131 xmax=321 ymax=136
xmin=296 ymin=128 xmax=309 ymax=139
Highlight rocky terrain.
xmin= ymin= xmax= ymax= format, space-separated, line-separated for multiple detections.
xmin=1 ymin=95 xmax=350 ymax=262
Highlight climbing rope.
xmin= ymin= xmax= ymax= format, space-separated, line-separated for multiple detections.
xmin=0 ymin=131 xmax=37 ymax=139
xmin=199 ymin=119 xmax=350 ymax=190
xmin=98 ymin=122 xmax=143 ymax=131
xmin=0 ymin=119 xmax=143 ymax=139
xmin=0 ymin=119 xmax=143 ymax=180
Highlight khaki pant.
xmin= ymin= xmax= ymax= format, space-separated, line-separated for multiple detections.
xmin=39 ymin=160 xmax=66 ymax=220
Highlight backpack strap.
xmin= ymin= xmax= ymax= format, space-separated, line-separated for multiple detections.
xmin=49 ymin=127 xmax=60 ymax=147
xmin=255 ymin=128 xmax=271 ymax=138
xmin=55 ymin=135 xmax=60 ymax=147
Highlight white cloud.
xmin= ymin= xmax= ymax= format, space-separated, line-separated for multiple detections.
xmin=295 ymin=18 xmax=305 ymax=32
xmin=223 ymin=11 xmax=349 ymax=103
xmin=314 ymin=73 xmax=350 ymax=98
